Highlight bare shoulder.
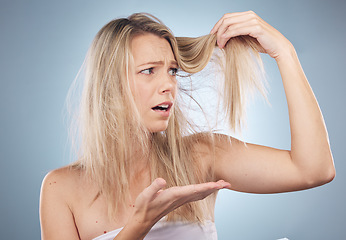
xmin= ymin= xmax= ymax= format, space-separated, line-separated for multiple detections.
xmin=40 ymin=165 xmax=90 ymax=216
xmin=41 ymin=166 xmax=82 ymax=199
xmin=40 ymin=166 xmax=85 ymax=239
xmin=183 ymin=132 xmax=242 ymax=180
xmin=184 ymin=132 xmax=242 ymax=154
xmin=213 ymin=133 xmax=244 ymax=152
xmin=42 ymin=166 xmax=78 ymax=184
xmin=183 ymin=132 xmax=212 ymax=155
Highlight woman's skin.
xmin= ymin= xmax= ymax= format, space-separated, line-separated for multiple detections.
xmin=129 ymin=33 xmax=178 ymax=133
xmin=40 ymin=11 xmax=335 ymax=240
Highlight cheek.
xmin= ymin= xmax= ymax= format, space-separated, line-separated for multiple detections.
xmin=132 ymin=85 xmax=153 ymax=111
xmin=129 ymin=77 xmax=145 ymax=101
xmin=129 ymin=75 xmax=157 ymax=111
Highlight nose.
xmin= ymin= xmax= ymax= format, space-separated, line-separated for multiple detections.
xmin=159 ymin=73 xmax=176 ymax=95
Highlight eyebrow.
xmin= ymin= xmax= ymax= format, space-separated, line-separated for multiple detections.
xmin=137 ymin=60 xmax=178 ymax=67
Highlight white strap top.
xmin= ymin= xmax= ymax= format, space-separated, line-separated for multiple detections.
xmin=92 ymin=219 xmax=217 ymax=240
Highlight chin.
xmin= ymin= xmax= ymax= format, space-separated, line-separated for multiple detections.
xmin=147 ymin=122 xmax=169 ymax=133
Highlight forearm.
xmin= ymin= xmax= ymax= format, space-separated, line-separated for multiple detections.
xmin=276 ymin=44 xmax=335 ymax=183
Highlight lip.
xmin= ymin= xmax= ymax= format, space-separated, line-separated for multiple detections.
xmin=151 ymin=101 xmax=173 ymax=118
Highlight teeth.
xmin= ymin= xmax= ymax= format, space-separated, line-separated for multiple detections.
xmin=152 ymin=104 xmax=170 ymax=111
xmin=158 ymin=104 xmax=169 ymax=108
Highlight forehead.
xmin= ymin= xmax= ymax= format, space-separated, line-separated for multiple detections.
xmin=131 ymin=34 xmax=176 ymax=65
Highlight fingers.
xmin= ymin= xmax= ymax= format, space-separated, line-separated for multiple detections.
xmin=142 ymin=178 xmax=167 ymax=200
xmin=188 ymin=180 xmax=231 ymax=201
xmin=140 ymin=179 xmax=231 ymax=207
xmin=132 ymin=179 xmax=231 ymax=226
xmin=167 ymin=180 xmax=231 ymax=203
xmin=210 ymin=11 xmax=264 ymax=48
xmin=218 ymin=23 xmax=260 ymax=48
xmin=210 ymin=11 xmax=250 ymax=34
xmin=217 ymin=179 xmax=232 ymax=190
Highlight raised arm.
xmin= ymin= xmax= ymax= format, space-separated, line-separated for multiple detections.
xmin=210 ymin=11 xmax=335 ymax=193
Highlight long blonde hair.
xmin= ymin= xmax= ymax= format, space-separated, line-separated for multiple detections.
xmin=68 ymin=13 xmax=266 ymax=222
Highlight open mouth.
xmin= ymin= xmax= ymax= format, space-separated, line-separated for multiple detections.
xmin=151 ymin=102 xmax=172 ymax=112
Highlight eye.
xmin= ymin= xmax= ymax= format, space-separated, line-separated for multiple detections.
xmin=168 ymin=68 xmax=178 ymax=76
xmin=140 ymin=68 xmax=154 ymax=75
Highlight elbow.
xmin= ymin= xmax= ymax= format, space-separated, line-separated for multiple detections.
xmin=324 ymin=164 xmax=336 ymax=184
xmin=318 ymin=167 xmax=335 ymax=186
xmin=305 ymin=160 xmax=336 ymax=188
xmin=321 ymin=154 xmax=336 ymax=184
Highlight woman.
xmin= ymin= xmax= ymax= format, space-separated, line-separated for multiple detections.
xmin=40 ymin=11 xmax=335 ymax=240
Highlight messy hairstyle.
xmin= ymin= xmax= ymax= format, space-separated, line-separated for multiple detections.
xmin=68 ymin=13 xmax=266 ymax=222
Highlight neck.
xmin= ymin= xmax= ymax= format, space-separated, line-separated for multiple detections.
xmin=127 ymin=135 xmax=152 ymax=177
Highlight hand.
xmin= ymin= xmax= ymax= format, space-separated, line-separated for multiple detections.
xmin=210 ymin=11 xmax=293 ymax=60
xmin=130 ymin=178 xmax=230 ymax=228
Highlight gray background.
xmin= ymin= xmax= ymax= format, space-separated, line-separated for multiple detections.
xmin=1 ymin=0 xmax=345 ymax=239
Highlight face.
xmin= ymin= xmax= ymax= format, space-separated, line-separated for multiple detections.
xmin=129 ymin=33 xmax=178 ymax=132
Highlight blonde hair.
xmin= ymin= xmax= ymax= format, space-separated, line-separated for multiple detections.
xmin=68 ymin=13 xmax=266 ymax=222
